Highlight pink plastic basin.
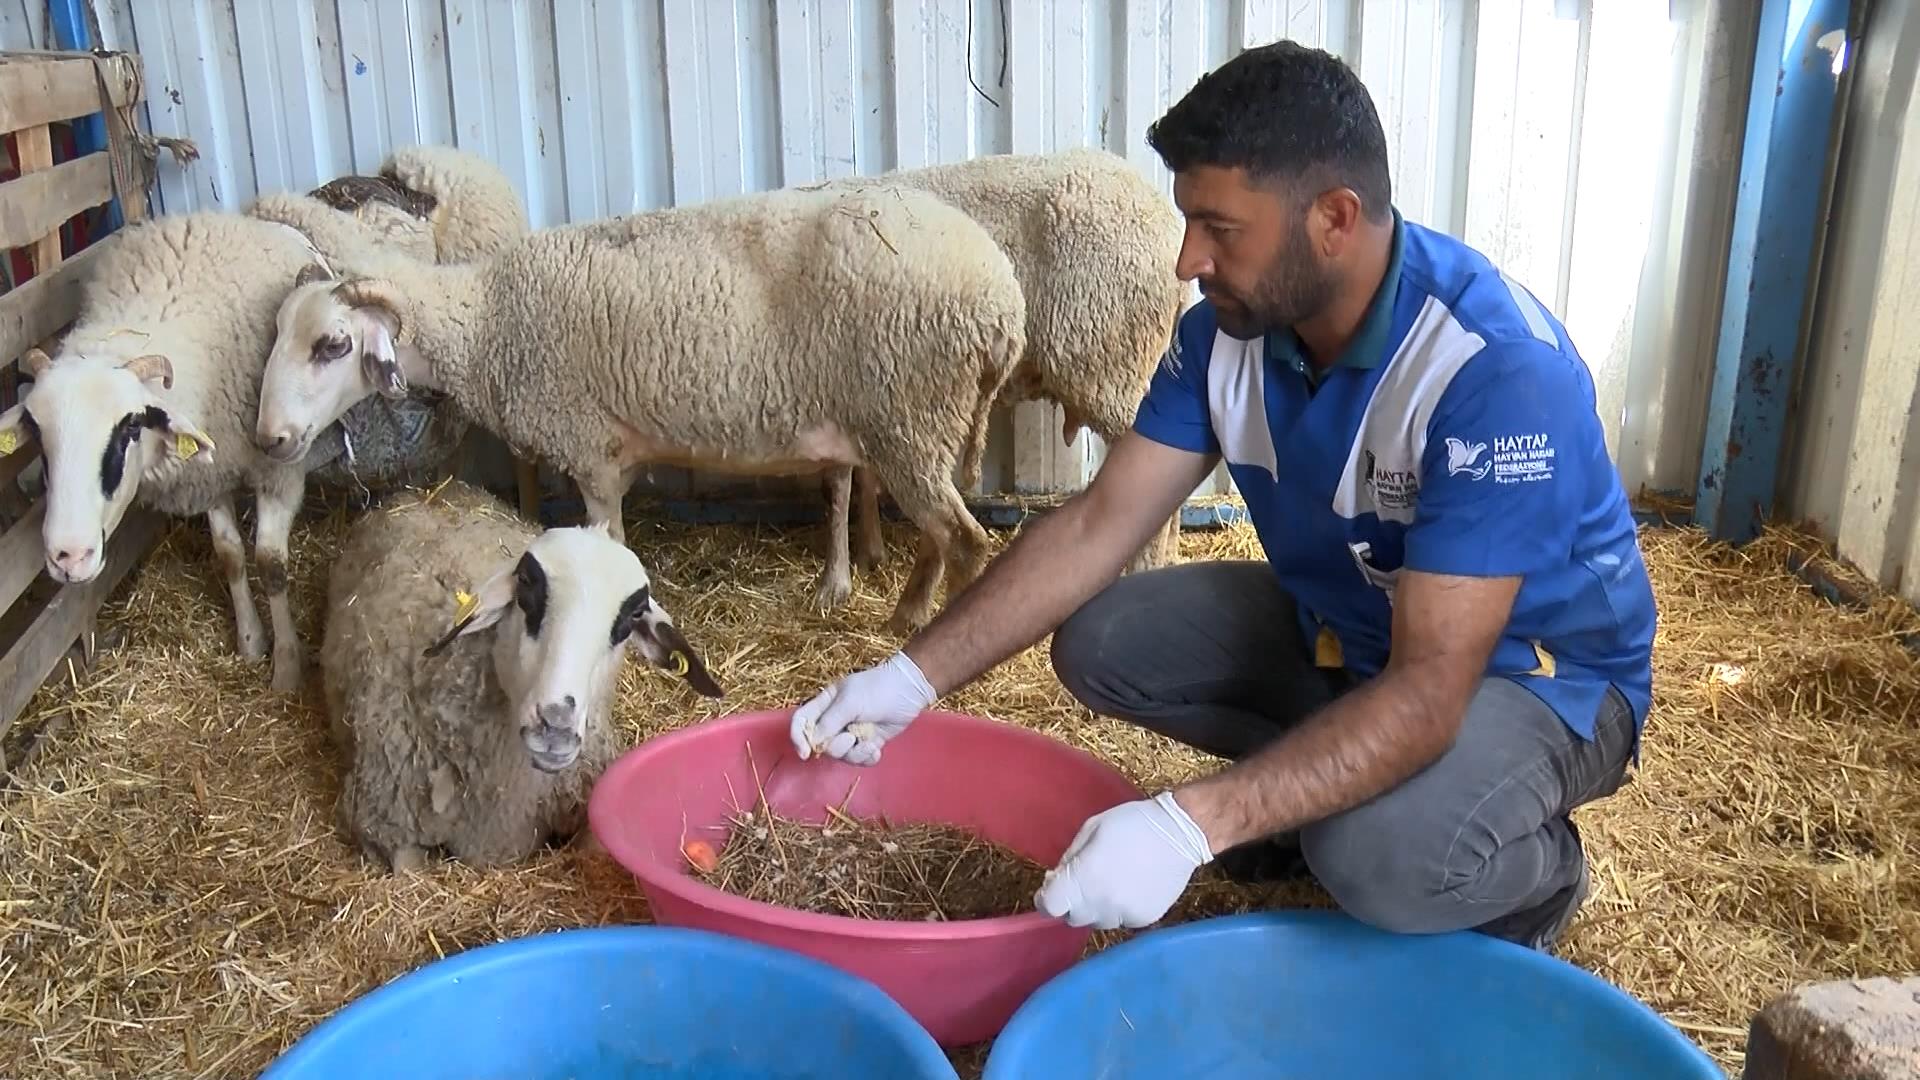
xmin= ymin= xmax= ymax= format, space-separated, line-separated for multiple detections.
xmin=587 ymin=708 xmax=1145 ymax=1047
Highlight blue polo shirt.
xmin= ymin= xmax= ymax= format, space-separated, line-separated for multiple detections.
xmin=1132 ymin=211 xmax=1656 ymax=742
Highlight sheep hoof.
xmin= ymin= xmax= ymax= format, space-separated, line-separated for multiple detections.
xmin=852 ymin=540 xmax=884 ymax=572
xmin=811 ymin=570 xmax=852 ymax=612
xmin=269 ymin=645 xmax=304 ymax=694
xmin=885 ymin=603 xmax=932 ymax=637
xmin=391 ymin=845 xmax=428 ymax=874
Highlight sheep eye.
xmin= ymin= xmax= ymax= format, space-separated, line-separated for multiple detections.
xmin=315 ymin=335 xmax=352 ymax=362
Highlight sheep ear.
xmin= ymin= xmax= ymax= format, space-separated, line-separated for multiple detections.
xmin=156 ymin=409 xmax=216 ymax=465
xmin=123 ymin=353 xmax=173 ymax=390
xmin=359 ymin=317 xmax=407 ymax=400
xmin=626 ymin=602 xmax=724 ymax=699
xmin=422 ymin=568 xmax=515 ymax=657
xmin=295 ymin=261 xmax=334 ymax=289
xmin=0 ymin=403 xmax=28 ymax=456
xmin=21 ymin=347 xmax=52 ymax=378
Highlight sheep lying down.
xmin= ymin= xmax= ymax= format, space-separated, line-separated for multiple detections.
xmin=324 ymin=480 xmax=722 ymax=873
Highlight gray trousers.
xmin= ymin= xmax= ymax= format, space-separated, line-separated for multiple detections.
xmin=1049 ymin=560 xmax=1636 ymax=939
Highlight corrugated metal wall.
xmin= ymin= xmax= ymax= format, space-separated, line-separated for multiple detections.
xmin=4 ymin=0 xmax=1749 ymax=504
xmin=1786 ymin=0 xmax=1920 ymax=606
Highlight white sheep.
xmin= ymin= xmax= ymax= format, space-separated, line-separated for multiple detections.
xmin=250 ymin=144 xmax=533 ymax=495
xmin=0 ymin=211 xmax=329 ymax=691
xmin=321 ymin=480 xmax=721 ymax=872
xmin=814 ymin=148 xmax=1188 ymax=594
xmin=255 ymin=182 xmax=1027 ymax=633
xmin=0 ymin=148 xmax=531 ymax=694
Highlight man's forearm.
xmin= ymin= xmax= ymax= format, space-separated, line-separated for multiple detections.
xmin=901 ymin=497 xmax=1123 ymax=696
xmin=1174 ymin=673 xmax=1461 ymax=853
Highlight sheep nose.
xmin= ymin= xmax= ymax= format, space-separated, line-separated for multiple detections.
xmin=536 ymin=696 xmax=578 ymax=730
xmin=256 ymin=429 xmax=290 ymax=453
xmin=51 ymin=546 xmax=96 ymax=578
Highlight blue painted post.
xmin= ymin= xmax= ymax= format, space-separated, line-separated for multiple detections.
xmin=1694 ymin=0 xmax=1853 ymax=543
xmin=46 ymin=0 xmax=125 ymax=232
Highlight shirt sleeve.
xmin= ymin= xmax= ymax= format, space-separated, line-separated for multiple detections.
xmin=1402 ymin=341 xmax=1592 ymax=580
xmin=1130 ymin=309 xmax=1221 ymax=456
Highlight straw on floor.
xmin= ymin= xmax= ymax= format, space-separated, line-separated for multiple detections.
xmin=1 ymin=487 xmax=1916 ymax=1079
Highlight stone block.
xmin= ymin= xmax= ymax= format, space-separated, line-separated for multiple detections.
xmin=1743 ymin=975 xmax=1920 ymax=1080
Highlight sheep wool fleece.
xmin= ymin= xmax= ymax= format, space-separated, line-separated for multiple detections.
xmin=321 ymin=481 xmax=611 ymax=870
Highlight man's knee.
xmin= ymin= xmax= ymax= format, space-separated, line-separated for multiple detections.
xmin=1299 ymin=804 xmax=1475 ymax=935
xmin=1049 ymin=583 xmax=1135 ymax=714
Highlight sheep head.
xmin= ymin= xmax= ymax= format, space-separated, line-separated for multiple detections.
xmin=422 ymin=523 xmax=724 ymax=772
xmin=0 ymin=346 xmax=216 ymax=584
xmin=256 ymin=269 xmax=412 ymax=464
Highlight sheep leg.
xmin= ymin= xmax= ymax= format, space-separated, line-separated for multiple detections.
xmin=253 ymin=471 xmax=307 ymax=694
xmin=580 ymin=465 xmax=627 ymax=545
xmin=205 ymin=497 xmax=266 ymax=661
xmin=851 ymin=465 xmax=885 ymax=571
xmin=1083 ymin=408 xmax=1181 ymax=574
xmin=870 ymin=457 xmax=988 ymax=636
xmin=813 ymin=466 xmax=854 ymax=612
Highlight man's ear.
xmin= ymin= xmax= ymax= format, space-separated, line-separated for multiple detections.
xmin=123 ymin=353 xmax=174 ymax=391
xmin=423 ymin=565 xmax=516 ymax=657
xmin=0 ymin=403 xmax=29 ymax=456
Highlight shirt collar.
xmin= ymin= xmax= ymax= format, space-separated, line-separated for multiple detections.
xmin=1267 ymin=207 xmax=1405 ymax=382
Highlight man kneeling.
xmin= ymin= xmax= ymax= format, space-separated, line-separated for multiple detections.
xmin=786 ymin=40 xmax=1656 ymax=953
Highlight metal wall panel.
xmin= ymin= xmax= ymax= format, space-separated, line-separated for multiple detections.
xmin=1785 ymin=0 xmax=1920 ymax=606
xmin=8 ymin=0 xmax=1745 ymax=503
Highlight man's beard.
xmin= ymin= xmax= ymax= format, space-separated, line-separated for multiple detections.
xmin=1205 ymin=225 xmax=1339 ymax=340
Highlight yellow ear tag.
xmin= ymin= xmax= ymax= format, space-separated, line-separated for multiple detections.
xmin=453 ymin=589 xmax=479 ymax=623
xmin=670 ymin=650 xmax=689 ymax=676
xmin=0 ymin=430 xmax=15 ymax=455
xmin=175 ymin=433 xmax=200 ymax=459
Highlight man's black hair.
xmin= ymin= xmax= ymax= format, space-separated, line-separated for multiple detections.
xmin=1147 ymin=40 xmax=1393 ymax=223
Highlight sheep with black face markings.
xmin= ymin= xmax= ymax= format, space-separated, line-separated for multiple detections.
xmin=257 ymin=181 xmax=1027 ymax=633
xmin=0 ymin=146 xmax=531 ymax=695
xmin=323 ymin=480 xmax=723 ymax=873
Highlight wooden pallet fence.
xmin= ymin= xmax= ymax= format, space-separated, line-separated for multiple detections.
xmin=0 ymin=48 xmax=153 ymax=755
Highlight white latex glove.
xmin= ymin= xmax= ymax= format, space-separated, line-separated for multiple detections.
xmin=1034 ymin=792 xmax=1213 ymax=930
xmin=788 ymin=651 xmax=937 ymax=766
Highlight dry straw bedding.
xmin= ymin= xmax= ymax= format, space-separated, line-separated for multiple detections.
xmin=1 ymin=490 xmax=1916 ymax=1079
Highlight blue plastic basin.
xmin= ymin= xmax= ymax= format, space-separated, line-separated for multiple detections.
xmin=263 ymin=925 xmax=958 ymax=1079
xmin=984 ymin=910 xmax=1724 ymax=1079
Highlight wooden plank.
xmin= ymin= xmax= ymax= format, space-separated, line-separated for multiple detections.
xmin=0 ymin=238 xmax=102 ymax=366
xmin=0 ymin=437 xmax=41 ymax=498
xmin=10 ymin=125 xmax=57 ymax=271
xmin=0 ymin=508 xmax=159 ymax=739
xmin=0 ymin=500 xmax=46 ymax=617
xmin=0 ymin=53 xmax=139 ymax=133
xmin=0 ymin=151 xmax=110 ymax=254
